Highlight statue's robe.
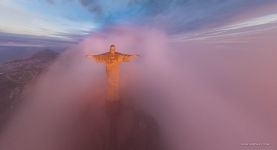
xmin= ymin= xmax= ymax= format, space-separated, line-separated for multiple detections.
xmin=88 ymin=52 xmax=135 ymax=101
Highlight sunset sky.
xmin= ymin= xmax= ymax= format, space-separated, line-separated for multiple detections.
xmin=0 ymin=0 xmax=277 ymax=46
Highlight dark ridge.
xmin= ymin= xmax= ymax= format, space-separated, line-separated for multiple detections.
xmin=0 ymin=49 xmax=60 ymax=130
xmin=30 ymin=49 xmax=59 ymax=60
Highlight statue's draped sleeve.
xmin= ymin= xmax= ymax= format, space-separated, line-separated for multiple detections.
xmin=87 ymin=54 xmax=107 ymax=63
xmin=118 ymin=53 xmax=136 ymax=62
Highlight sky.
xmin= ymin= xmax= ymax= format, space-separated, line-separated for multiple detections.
xmin=0 ymin=0 xmax=277 ymax=47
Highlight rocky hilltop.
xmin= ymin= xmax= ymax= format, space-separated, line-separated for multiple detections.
xmin=82 ymin=101 xmax=162 ymax=150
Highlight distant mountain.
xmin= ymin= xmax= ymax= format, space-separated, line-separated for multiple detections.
xmin=0 ymin=49 xmax=58 ymax=74
xmin=30 ymin=49 xmax=59 ymax=60
xmin=0 ymin=49 xmax=59 ymax=128
xmin=0 ymin=46 xmax=66 ymax=64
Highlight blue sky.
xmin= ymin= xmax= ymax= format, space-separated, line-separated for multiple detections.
xmin=0 ymin=0 xmax=277 ymax=47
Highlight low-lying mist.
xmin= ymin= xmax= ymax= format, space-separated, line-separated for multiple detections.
xmin=0 ymin=25 xmax=276 ymax=150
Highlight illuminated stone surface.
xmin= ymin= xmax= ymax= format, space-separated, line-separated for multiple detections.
xmin=87 ymin=45 xmax=137 ymax=101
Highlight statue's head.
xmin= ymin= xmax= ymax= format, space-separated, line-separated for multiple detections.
xmin=110 ymin=44 xmax=116 ymax=53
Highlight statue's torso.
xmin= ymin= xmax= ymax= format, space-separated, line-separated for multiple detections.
xmin=105 ymin=53 xmax=121 ymax=79
xmin=91 ymin=51 xmax=135 ymax=101
xmin=106 ymin=53 xmax=121 ymax=64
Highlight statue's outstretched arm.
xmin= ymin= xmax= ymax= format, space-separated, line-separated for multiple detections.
xmin=86 ymin=54 xmax=106 ymax=63
xmin=120 ymin=54 xmax=139 ymax=62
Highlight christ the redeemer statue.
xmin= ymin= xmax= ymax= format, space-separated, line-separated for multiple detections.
xmin=87 ymin=44 xmax=137 ymax=101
